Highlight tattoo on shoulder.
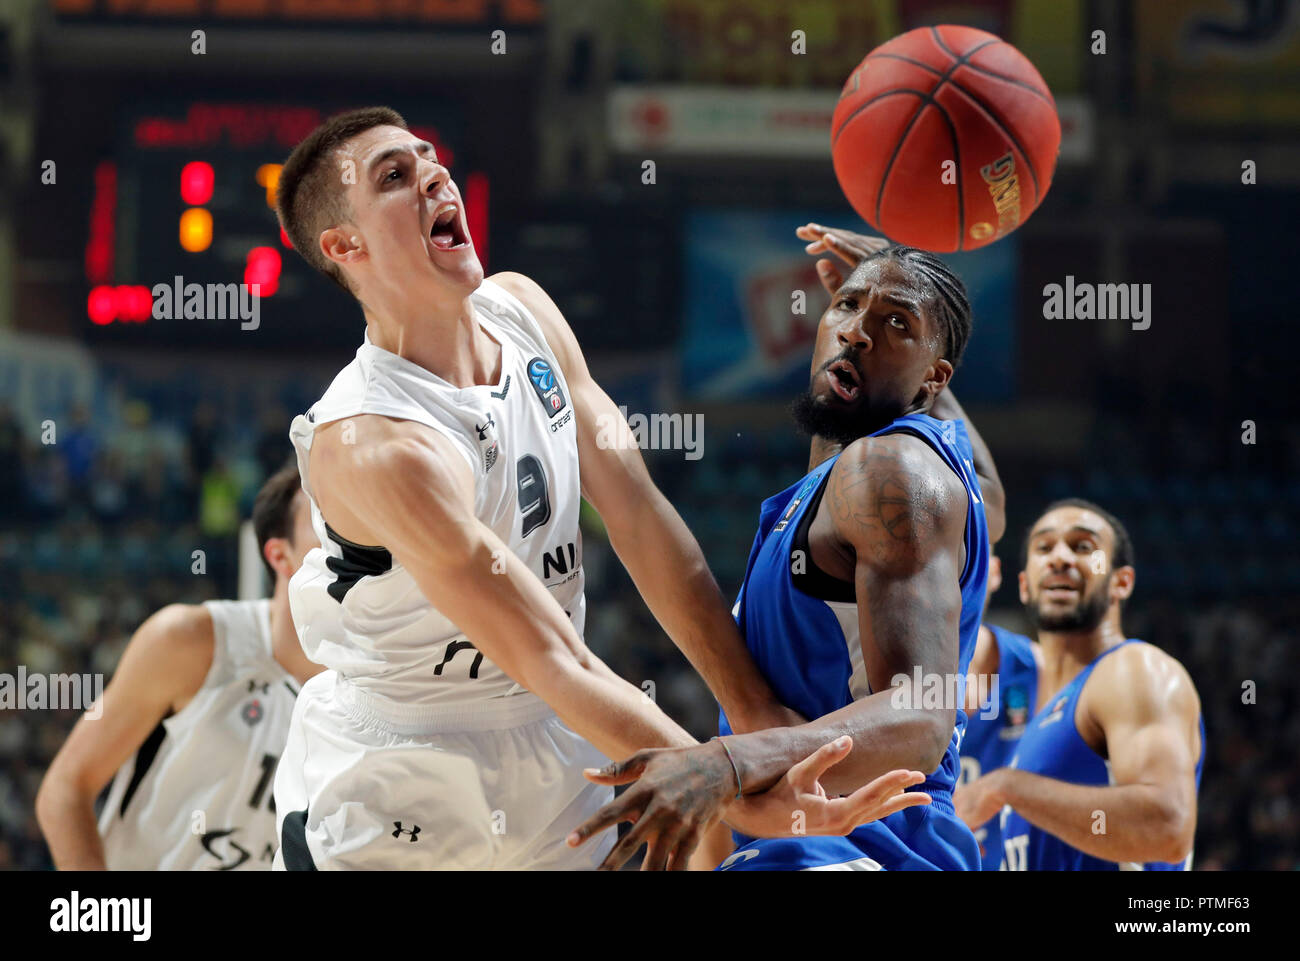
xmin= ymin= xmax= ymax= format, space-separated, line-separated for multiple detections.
xmin=827 ymin=440 xmax=953 ymax=568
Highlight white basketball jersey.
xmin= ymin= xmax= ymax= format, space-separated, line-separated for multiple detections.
xmin=98 ymin=599 xmax=298 ymax=870
xmin=287 ymin=278 xmax=585 ymax=706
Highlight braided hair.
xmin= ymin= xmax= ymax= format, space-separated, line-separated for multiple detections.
xmin=857 ymin=245 xmax=973 ymax=369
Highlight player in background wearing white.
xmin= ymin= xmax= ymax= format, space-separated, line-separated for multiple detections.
xmin=270 ymin=108 xmax=921 ymax=871
xmin=36 ymin=464 xmax=321 ymax=870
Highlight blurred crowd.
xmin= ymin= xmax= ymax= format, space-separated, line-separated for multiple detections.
xmin=0 ymin=386 xmax=1295 ymax=870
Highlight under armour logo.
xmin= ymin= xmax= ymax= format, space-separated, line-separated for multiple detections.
xmin=392 ymin=822 xmax=421 ymax=842
xmin=475 ymin=413 xmax=496 ymax=440
xmin=247 ymin=680 xmax=269 ymax=695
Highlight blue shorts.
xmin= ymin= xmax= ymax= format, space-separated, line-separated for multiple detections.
xmin=717 ymin=791 xmax=980 ymax=871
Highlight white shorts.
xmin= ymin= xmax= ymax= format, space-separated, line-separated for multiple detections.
xmin=272 ymin=671 xmax=615 ymax=870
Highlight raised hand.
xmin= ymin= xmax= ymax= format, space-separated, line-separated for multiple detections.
xmin=723 ymin=736 xmax=930 ymax=839
xmin=795 ymin=223 xmax=891 ymax=296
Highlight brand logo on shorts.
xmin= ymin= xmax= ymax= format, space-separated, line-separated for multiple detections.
xmin=527 ymin=357 xmax=566 ymax=418
xmin=392 ymin=822 xmax=421 ymax=842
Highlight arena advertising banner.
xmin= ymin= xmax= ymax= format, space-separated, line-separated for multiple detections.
xmin=614 ymin=0 xmax=1082 ymax=94
xmin=52 ymin=0 xmax=544 ymax=27
xmin=681 ymin=209 xmax=1016 ymax=402
xmin=1136 ymin=0 xmax=1300 ymax=126
xmin=609 ymin=86 xmax=1093 ymax=163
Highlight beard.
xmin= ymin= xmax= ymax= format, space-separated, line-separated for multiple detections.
xmin=1025 ymin=579 xmax=1111 ymax=633
xmin=791 ymin=388 xmax=905 ymax=447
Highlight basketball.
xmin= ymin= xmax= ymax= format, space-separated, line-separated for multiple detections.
xmin=831 ymin=25 xmax=1061 ymax=252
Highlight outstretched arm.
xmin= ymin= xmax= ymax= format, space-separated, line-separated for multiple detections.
xmin=568 ymin=433 xmax=968 ymax=865
xmin=492 ymin=271 xmax=800 ymax=733
xmin=309 ymin=415 xmax=698 ymax=762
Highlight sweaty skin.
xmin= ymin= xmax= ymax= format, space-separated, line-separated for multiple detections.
xmin=955 ymin=506 xmax=1202 ymax=865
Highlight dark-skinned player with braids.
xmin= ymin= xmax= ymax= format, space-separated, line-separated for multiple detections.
xmin=569 ymin=224 xmax=1008 ymax=871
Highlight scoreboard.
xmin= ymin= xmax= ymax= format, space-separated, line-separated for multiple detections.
xmin=85 ymin=100 xmax=479 ymax=350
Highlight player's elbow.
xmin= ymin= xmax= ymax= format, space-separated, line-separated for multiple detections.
xmin=913 ymin=708 xmax=955 ymax=774
xmin=1151 ymin=827 xmax=1195 ymax=866
xmin=513 ymin=636 xmax=596 ymax=697
xmin=35 ymin=768 xmax=81 ymax=836
xmin=1149 ymin=794 xmax=1197 ymax=864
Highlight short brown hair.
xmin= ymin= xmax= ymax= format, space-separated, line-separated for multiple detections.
xmin=253 ymin=461 xmax=303 ymax=583
xmin=277 ymin=106 xmax=408 ymax=294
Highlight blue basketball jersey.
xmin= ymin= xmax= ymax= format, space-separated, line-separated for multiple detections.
xmin=718 ymin=412 xmax=990 ymax=871
xmin=998 ymin=639 xmax=1206 ymax=871
xmin=958 ymin=625 xmax=1038 ymax=870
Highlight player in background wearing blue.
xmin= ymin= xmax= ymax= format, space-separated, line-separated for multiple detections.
xmin=956 ymin=500 xmax=1204 ymax=870
xmin=570 ymin=225 xmax=1006 ymax=870
xmin=956 ymin=551 xmax=1043 ymax=869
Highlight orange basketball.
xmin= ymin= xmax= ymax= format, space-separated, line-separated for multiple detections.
xmin=831 ymin=25 xmax=1061 ymax=252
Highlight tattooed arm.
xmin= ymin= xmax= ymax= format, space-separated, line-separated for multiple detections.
xmin=568 ymin=434 xmax=968 ymax=863
xmin=716 ymin=432 xmax=967 ymax=799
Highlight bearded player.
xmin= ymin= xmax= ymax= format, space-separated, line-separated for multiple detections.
xmin=956 ymin=500 xmax=1204 ymax=870
xmin=570 ymin=225 xmax=1007 ymax=870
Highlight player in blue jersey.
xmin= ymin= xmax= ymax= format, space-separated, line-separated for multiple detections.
xmin=956 ymin=499 xmax=1205 ymax=870
xmin=956 ymin=551 xmax=1043 ymax=869
xmin=569 ymin=225 xmax=1007 ymax=870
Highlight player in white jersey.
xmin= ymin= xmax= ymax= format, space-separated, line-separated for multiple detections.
xmin=268 ymin=108 xmax=916 ymax=871
xmin=36 ymin=465 xmax=322 ymax=870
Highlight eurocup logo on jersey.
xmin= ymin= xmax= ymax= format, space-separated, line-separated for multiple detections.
xmin=999 ymin=684 xmax=1030 ymax=739
xmin=773 ymin=475 xmax=820 ymax=534
xmin=527 ymin=357 xmax=567 ymax=418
